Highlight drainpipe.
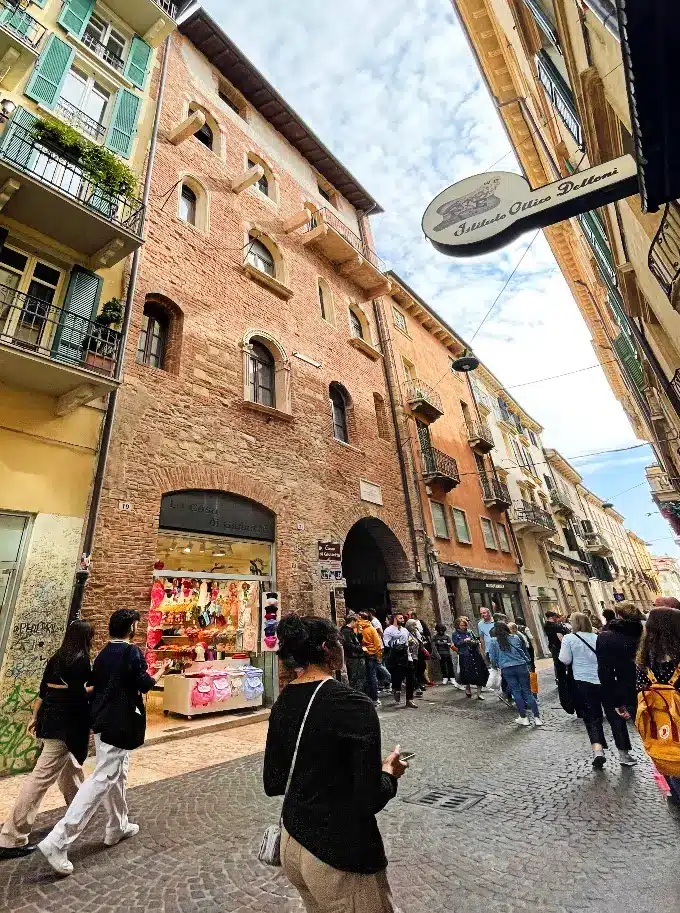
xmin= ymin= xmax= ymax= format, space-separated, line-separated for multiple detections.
xmin=69 ymin=36 xmax=171 ymax=621
xmin=581 ymin=0 xmax=620 ymax=40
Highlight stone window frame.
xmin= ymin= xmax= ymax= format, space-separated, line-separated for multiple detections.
xmin=373 ymin=392 xmax=390 ymax=441
xmin=430 ymin=500 xmax=450 ymax=540
xmin=136 ymin=293 xmax=184 ymax=376
xmin=241 ymin=328 xmax=292 ymax=418
xmin=480 ymin=516 xmax=498 ymax=550
xmin=242 ymin=226 xmax=293 ymax=300
xmin=317 ymin=276 xmax=334 ymax=325
xmin=245 ymin=150 xmax=279 ymax=206
xmin=328 ymin=380 xmax=357 ymax=445
xmin=451 ymin=506 xmax=472 ymax=545
xmin=185 ymin=100 xmax=224 ymax=159
xmin=177 ymin=173 xmax=210 ymax=234
xmin=347 ymin=301 xmax=371 ymax=342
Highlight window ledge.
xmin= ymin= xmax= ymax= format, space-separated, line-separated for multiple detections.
xmin=243 ymin=263 xmax=293 ymax=300
xmin=331 ymin=438 xmax=364 ymax=455
xmin=242 ymin=399 xmax=293 ymax=422
xmin=348 ymin=336 xmax=382 ymax=360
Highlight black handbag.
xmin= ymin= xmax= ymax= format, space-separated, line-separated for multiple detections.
xmin=92 ymin=645 xmax=146 ymax=751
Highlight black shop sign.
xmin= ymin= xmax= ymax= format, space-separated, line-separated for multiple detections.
xmin=160 ymin=490 xmax=275 ymax=541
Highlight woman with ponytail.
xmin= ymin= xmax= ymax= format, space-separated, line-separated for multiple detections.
xmin=263 ymin=613 xmax=408 ymax=912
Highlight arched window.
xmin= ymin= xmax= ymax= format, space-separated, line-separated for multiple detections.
xmin=136 ymin=302 xmax=168 ymax=368
xmin=349 ymin=309 xmax=363 ymax=339
xmin=248 ymin=155 xmax=269 ymax=196
xmin=179 ymin=184 xmax=197 ymax=225
xmin=247 ymin=235 xmax=276 ymax=277
xmin=248 ymin=340 xmax=275 ymax=407
xmin=188 ymin=105 xmax=218 ymax=154
xmin=330 ymin=383 xmax=349 ymax=443
xmin=194 ymin=119 xmax=214 ymax=149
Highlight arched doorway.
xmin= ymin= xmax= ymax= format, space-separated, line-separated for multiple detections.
xmin=341 ymin=518 xmax=410 ymax=623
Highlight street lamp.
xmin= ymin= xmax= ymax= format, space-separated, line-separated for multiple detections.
xmin=450 ymin=350 xmax=480 ymax=372
xmin=0 ymin=98 xmax=16 ymax=120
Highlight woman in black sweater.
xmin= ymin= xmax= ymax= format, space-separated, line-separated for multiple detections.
xmin=263 ymin=614 xmax=408 ymax=912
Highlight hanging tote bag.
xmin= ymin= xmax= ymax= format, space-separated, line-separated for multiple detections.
xmin=258 ymin=679 xmax=328 ymax=867
xmin=529 ymin=671 xmax=539 ymax=695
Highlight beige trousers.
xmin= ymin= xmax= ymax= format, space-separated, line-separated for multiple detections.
xmin=281 ymin=828 xmax=395 ymax=913
xmin=0 ymin=739 xmax=84 ymax=848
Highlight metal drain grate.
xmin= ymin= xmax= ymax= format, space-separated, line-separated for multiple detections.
xmin=403 ymin=786 xmax=486 ymax=812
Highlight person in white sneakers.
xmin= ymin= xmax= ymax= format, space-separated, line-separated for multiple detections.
xmin=487 ymin=622 xmax=543 ymax=728
xmin=38 ymin=609 xmax=169 ymax=876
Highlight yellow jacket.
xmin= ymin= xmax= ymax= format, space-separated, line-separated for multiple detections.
xmin=356 ymin=619 xmax=383 ymax=659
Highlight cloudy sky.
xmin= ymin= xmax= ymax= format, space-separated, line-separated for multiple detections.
xmin=205 ymin=0 xmax=678 ymax=559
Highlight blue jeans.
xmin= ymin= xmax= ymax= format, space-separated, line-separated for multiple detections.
xmin=376 ymin=661 xmax=391 ymax=690
xmin=503 ymin=664 xmax=539 ymax=717
xmin=363 ymin=656 xmax=378 ymax=702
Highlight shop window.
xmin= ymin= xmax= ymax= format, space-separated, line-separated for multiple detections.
xmin=452 ymin=507 xmax=472 ymax=544
xmin=480 ymin=517 xmax=497 ymax=550
xmin=496 ymin=522 xmax=511 ymax=552
xmin=373 ymin=392 xmax=390 ymax=441
xmin=248 ymin=340 xmax=275 ymax=407
xmin=431 ymin=501 xmax=449 ymax=539
xmin=330 ymin=382 xmax=349 ymax=443
xmin=137 ymin=301 xmax=168 ymax=369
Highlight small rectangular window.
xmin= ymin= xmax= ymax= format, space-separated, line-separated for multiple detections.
xmin=528 ymin=429 xmax=537 ymax=446
xmin=481 ymin=517 xmax=497 ymax=549
xmin=219 ymin=88 xmax=241 ymax=115
xmin=496 ymin=522 xmax=510 ymax=552
xmin=393 ymin=307 xmax=407 ymax=332
xmin=318 ymin=184 xmax=333 ymax=204
xmin=452 ymin=508 xmax=471 ymax=544
xmin=431 ymin=502 xmax=449 ymax=539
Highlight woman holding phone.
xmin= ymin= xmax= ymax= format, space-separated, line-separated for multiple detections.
xmin=263 ymin=614 xmax=408 ymax=912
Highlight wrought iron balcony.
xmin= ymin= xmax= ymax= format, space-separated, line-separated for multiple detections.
xmin=422 ymin=446 xmax=460 ymax=493
xmin=81 ymin=32 xmax=125 ymax=73
xmin=466 ymin=419 xmax=494 ymax=453
xmin=583 ymin=530 xmax=613 ymax=557
xmin=54 ymin=98 xmax=107 ymax=142
xmin=480 ymin=475 xmax=512 ymax=510
xmin=646 ymin=464 xmax=680 ymax=503
xmin=406 ymin=379 xmax=444 ymax=424
xmin=550 ymin=487 xmax=574 ymax=517
xmin=300 ymin=206 xmax=387 ymax=294
xmin=511 ymin=500 xmax=556 ymax=536
xmin=156 ymin=0 xmax=178 ymax=15
xmin=649 ymin=201 xmax=680 ymax=303
xmin=0 ymin=282 xmax=121 ymax=407
xmin=0 ymin=118 xmax=145 ymax=264
xmin=536 ymin=50 xmax=583 ymax=147
xmin=0 ymin=0 xmax=46 ymax=50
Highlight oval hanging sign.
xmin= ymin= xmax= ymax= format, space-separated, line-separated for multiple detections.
xmin=422 ymin=155 xmax=639 ymax=257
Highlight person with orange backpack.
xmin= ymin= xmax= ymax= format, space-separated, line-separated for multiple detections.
xmin=635 ymin=607 xmax=680 ymax=807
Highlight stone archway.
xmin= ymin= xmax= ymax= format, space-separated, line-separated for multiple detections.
xmin=341 ymin=517 xmax=411 ymax=622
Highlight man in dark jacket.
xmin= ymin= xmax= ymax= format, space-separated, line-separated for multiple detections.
xmin=38 ymin=610 xmax=169 ymax=876
xmin=544 ymin=611 xmax=573 ymax=712
xmin=340 ymin=612 xmax=366 ymax=692
xmin=596 ymin=603 xmax=644 ymax=718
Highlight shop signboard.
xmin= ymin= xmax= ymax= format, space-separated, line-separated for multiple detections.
xmin=318 ymin=542 xmax=342 ymax=562
xmin=613 ymin=592 xmax=625 ymax=602
xmin=160 ymin=490 xmax=275 ymax=541
xmin=486 ymin=582 xmax=506 ymax=590
xmin=318 ymin=541 xmax=344 ymax=585
xmin=422 ymin=155 xmax=638 ymax=257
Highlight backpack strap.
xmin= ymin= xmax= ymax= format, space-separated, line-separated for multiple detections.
xmin=645 ymin=668 xmax=658 ymax=685
xmin=573 ymin=632 xmax=597 ymax=655
xmin=669 ymin=665 xmax=680 ymax=688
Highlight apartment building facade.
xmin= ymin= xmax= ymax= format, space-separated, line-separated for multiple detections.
xmin=451 ymin=0 xmax=680 ymax=542
xmin=0 ymin=0 xmax=185 ymax=774
xmin=382 ymin=272 xmax=522 ymax=630
xmin=79 ymin=10 xmax=431 ymax=704
xmin=651 ymin=556 xmax=680 ymax=603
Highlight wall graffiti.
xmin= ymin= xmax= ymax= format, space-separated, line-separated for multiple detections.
xmin=0 ymin=682 xmax=40 ymax=774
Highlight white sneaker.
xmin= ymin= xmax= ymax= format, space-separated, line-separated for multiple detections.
xmin=515 ymin=716 xmax=530 ymax=727
xmin=441 ymin=678 xmax=449 ymax=685
xmin=104 ymin=823 xmax=139 ymax=847
xmin=453 ymin=681 xmax=465 ymax=691
xmin=533 ymin=717 xmax=544 ymax=727
xmin=38 ymin=839 xmax=73 ymax=876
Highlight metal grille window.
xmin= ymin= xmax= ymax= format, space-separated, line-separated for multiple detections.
xmin=136 ymin=304 xmax=167 ymax=369
xmin=528 ymin=429 xmax=538 ymax=446
xmin=247 ymin=237 xmax=275 ymax=277
xmin=496 ymin=522 xmax=510 ymax=552
xmin=82 ymin=12 xmax=127 ymax=71
xmin=452 ymin=508 xmax=471 ymax=544
xmin=481 ymin=517 xmax=497 ymax=550
xmin=330 ymin=383 xmax=349 ymax=443
xmin=431 ymin=502 xmax=449 ymax=539
xmin=350 ymin=309 xmax=364 ymax=339
xmin=58 ymin=67 xmax=110 ymax=140
xmin=393 ymin=307 xmax=407 ymax=332
xmin=179 ymin=185 xmax=197 ymax=225
xmin=248 ymin=341 xmax=275 ymax=407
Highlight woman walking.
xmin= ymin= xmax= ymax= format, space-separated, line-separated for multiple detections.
xmin=383 ymin=614 xmax=418 ymax=707
xmin=636 ymin=607 xmax=680 ymax=805
xmin=597 ymin=601 xmax=644 ymax=725
xmin=488 ymin=622 xmax=543 ymax=727
xmin=0 ymin=621 xmax=94 ymax=857
xmin=452 ymin=617 xmax=488 ymax=699
xmin=559 ymin=612 xmax=633 ymax=768
xmin=263 ymin=614 xmax=408 ymax=912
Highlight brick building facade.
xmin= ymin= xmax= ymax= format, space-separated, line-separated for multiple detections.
xmin=81 ymin=12 xmax=431 ymax=694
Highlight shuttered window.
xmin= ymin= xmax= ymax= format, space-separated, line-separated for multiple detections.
xmin=124 ymin=36 xmax=152 ymax=90
xmin=25 ymin=34 xmax=75 ymax=108
xmin=431 ymin=502 xmax=449 ymax=539
xmin=52 ymin=267 xmax=102 ymax=364
xmin=57 ymin=0 xmax=95 ymax=38
xmin=105 ymin=89 xmax=140 ymax=159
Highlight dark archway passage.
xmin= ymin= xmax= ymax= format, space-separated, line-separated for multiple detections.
xmin=341 ymin=518 xmax=411 ymax=623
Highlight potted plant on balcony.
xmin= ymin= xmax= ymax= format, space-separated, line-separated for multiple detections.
xmin=83 ymin=298 xmax=123 ymax=375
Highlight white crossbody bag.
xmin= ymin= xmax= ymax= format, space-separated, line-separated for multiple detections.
xmin=258 ymin=678 xmax=328 ymax=867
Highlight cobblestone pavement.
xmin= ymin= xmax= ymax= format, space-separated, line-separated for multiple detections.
xmin=2 ymin=672 xmax=680 ymax=913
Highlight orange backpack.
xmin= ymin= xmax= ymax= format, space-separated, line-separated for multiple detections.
xmin=636 ymin=666 xmax=680 ymax=776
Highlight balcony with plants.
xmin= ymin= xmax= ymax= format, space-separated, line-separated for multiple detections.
xmin=0 ymin=111 xmax=144 ymax=267
xmin=0 ymin=288 xmax=123 ymax=411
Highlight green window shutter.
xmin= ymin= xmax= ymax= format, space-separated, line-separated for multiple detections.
xmin=52 ymin=267 xmax=103 ymax=364
xmin=57 ymin=0 xmax=95 ymax=38
xmin=105 ymin=89 xmax=140 ymax=159
xmin=124 ymin=36 xmax=152 ymax=90
xmin=25 ymin=34 xmax=74 ymax=109
xmin=32 ymin=0 xmax=48 ymax=6
xmin=0 ymin=107 xmax=38 ymax=169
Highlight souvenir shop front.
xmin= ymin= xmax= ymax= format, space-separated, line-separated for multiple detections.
xmin=145 ymin=490 xmax=279 ymax=719
xmin=466 ymin=579 xmax=523 ymax=623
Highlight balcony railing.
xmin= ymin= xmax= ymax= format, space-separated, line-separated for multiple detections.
xmin=512 ymin=500 xmax=556 ymax=532
xmin=422 ymin=446 xmax=460 ymax=489
xmin=466 ymin=419 xmax=494 ymax=452
xmin=54 ymin=98 xmax=106 ymax=142
xmin=304 ymin=206 xmax=383 ymax=272
xmin=646 ymin=465 xmax=680 ymax=497
xmin=480 ymin=475 xmax=512 ymax=507
xmin=550 ymin=487 xmax=573 ymax=514
xmin=156 ymin=0 xmax=178 ymax=16
xmin=81 ymin=32 xmax=125 ymax=73
xmin=583 ymin=531 xmax=613 ymax=557
xmin=0 ymin=122 xmax=145 ymax=236
xmin=0 ymin=0 xmax=46 ymax=50
xmin=649 ymin=201 xmax=680 ymax=301
xmin=0 ymin=283 xmax=121 ymax=378
xmin=536 ymin=51 xmax=583 ymax=147
xmin=406 ymin=378 xmax=444 ymax=423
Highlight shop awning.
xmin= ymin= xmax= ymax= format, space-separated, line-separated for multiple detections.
xmin=617 ymin=0 xmax=680 ymax=211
